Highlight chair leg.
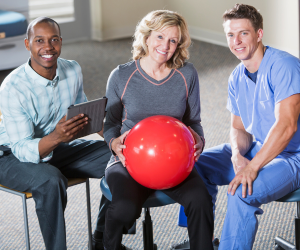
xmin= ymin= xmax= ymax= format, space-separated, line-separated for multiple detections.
xmin=274 ymin=201 xmax=300 ymax=250
xmin=22 ymin=194 xmax=30 ymax=250
xmin=85 ymin=179 xmax=92 ymax=250
xmin=143 ymin=208 xmax=157 ymax=250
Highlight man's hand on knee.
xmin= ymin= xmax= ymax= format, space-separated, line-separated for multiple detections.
xmin=228 ymin=164 xmax=258 ymax=198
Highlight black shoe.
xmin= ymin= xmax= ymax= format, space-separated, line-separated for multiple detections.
xmin=170 ymin=238 xmax=219 ymax=250
xmin=213 ymin=238 xmax=219 ymax=250
xmin=170 ymin=239 xmax=190 ymax=249
xmin=92 ymin=234 xmax=104 ymax=250
xmin=120 ymin=244 xmax=132 ymax=250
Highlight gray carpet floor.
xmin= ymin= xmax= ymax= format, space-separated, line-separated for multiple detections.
xmin=0 ymin=38 xmax=296 ymax=249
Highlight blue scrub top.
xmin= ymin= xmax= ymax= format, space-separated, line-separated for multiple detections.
xmin=227 ymin=46 xmax=300 ymax=153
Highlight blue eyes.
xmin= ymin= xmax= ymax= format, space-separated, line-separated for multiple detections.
xmin=157 ymin=36 xmax=177 ymax=44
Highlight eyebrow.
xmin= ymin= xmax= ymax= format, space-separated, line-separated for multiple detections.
xmin=34 ymin=35 xmax=60 ymax=39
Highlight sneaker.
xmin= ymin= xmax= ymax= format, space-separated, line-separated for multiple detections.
xmin=170 ymin=239 xmax=190 ymax=249
xmin=170 ymin=238 xmax=219 ymax=250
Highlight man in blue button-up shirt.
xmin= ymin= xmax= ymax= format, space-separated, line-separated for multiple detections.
xmin=0 ymin=17 xmax=111 ymax=250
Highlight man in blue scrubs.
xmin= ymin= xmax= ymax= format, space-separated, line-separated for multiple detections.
xmin=171 ymin=4 xmax=300 ymax=250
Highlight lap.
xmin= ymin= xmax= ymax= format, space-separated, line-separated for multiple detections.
xmin=105 ymin=163 xmax=152 ymax=208
xmin=162 ymin=168 xmax=212 ymax=206
xmin=195 ymin=142 xmax=300 ymax=205
xmin=0 ymin=139 xmax=111 ymax=192
xmin=49 ymin=139 xmax=111 ymax=178
xmin=0 ymin=152 xmax=66 ymax=193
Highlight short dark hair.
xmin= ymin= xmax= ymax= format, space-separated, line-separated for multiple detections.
xmin=223 ymin=4 xmax=263 ymax=31
xmin=26 ymin=17 xmax=61 ymax=39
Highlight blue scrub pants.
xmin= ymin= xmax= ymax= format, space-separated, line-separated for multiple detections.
xmin=178 ymin=142 xmax=300 ymax=250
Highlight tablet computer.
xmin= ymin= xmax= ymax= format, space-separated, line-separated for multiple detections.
xmin=66 ymin=97 xmax=107 ymax=139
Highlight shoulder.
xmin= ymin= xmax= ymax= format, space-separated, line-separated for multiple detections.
xmin=175 ymin=62 xmax=198 ymax=84
xmin=176 ymin=62 xmax=197 ymax=75
xmin=267 ymin=47 xmax=300 ymax=71
xmin=57 ymin=57 xmax=82 ymax=72
xmin=0 ymin=63 xmax=27 ymax=94
xmin=109 ymin=60 xmax=137 ymax=83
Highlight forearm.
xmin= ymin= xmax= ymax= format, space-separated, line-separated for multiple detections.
xmin=249 ymin=121 xmax=296 ymax=171
xmin=38 ymin=131 xmax=62 ymax=158
xmin=230 ymin=126 xmax=253 ymax=157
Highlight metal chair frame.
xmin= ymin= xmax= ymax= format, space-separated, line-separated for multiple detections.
xmin=275 ymin=189 xmax=300 ymax=250
xmin=0 ymin=178 xmax=92 ymax=250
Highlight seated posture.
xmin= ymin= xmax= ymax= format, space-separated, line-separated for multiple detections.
xmin=0 ymin=17 xmax=111 ymax=250
xmin=172 ymin=4 xmax=300 ymax=250
xmin=103 ymin=10 xmax=214 ymax=250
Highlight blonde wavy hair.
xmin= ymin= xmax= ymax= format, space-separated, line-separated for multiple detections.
xmin=132 ymin=10 xmax=191 ymax=69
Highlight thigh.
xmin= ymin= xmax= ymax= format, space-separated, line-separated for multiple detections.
xmin=49 ymin=139 xmax=111 ymax=178
xmin=105 ymin=163 xmax=152 ymax=208
xmin=195 ymin=143 xmax=234 ymax=186
xmin=162 ymin=168 xmax=211 ymax=207
xmin=195 ymin=142 xmax=259 ymax=186
xmin=0 ymin=152 xmax=67 ymax=193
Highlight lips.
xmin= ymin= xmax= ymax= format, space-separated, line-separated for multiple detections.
xmin=156 ymin=49 xmax=167 ymax=55
xmin=235 ymin=48 xmax=245 ymax=52
xmin=41 ymin=54 xmax=55 ymax=61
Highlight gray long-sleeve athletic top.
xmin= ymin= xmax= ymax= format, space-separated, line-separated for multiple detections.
xmin=104 ymin=59 xmax=204 ymax=167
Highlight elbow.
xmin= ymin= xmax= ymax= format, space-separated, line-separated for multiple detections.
xmin=285 ymin=124 xmax=298 ymax=139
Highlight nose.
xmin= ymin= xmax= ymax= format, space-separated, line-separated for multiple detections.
xmin=44 ymin=40 xmax=54 ymax=50
xmin=162 ymin=39 xmax=170 ymax=50
xmin=234 ymin=35 xmax=241 ymax=45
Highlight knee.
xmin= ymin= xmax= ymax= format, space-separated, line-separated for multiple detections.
xmin=185 ymin=186 xmax=213 ymax=213
xmin=34 ymin=166 xmax=68 ymax=194
xmin=107 ymin=200 xmax=140 ymax=226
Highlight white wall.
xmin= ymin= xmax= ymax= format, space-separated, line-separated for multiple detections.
xmin=90 ymin=0 xmax=299 ymax=57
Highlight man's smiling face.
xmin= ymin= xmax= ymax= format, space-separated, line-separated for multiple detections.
xmin=224 ymin=18 xmax=263 ymax=62
xmin=25 ymin=21 xmax=62 ymax=76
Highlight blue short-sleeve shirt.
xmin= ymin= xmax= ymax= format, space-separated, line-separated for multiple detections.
xmin=227 ymin=46 xmax=300 ymax=153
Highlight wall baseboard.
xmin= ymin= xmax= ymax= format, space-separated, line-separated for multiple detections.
xmin=96 ymin=24 xmax=228 ymax=47
xmin=189 ymin=26 xmax=227 ymax=47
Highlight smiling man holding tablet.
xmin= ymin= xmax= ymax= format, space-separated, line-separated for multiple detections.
xmin=0 ymin=17 xmax=111 ymax=250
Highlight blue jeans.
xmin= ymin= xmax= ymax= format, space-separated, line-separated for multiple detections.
xmin=178 ymin=142 xmax=300 ymax=250
xmin=0 ymin=139 xmax=111 ymax=250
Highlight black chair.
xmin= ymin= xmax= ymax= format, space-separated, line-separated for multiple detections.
xmin=100 ymin=177 xmax=176 ymax=250
xmin=275 ymin=188 xmax=300 ymax=250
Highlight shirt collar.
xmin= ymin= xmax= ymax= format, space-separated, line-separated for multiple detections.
xmin=25 ymin=59 xmax=60 ymax=86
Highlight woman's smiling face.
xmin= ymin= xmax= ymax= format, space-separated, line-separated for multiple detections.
xmin=145 ymin=26 xmax=180 ymax=66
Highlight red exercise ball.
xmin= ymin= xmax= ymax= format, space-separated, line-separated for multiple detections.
xmin=123 ymin=115 xmax=195 ymax=190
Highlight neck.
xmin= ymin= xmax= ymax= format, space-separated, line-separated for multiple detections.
xmin=243 ymin=43 xmax=265 ymax=73
xmin=140 ymin=56 xmax=169 ymax=74
xmin=30 ymin=59 xmax=57 ymax=80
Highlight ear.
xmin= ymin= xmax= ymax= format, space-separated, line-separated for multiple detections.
xmin=24 ymin=38 xmax=30 ymax=51
xmin=257 ymin=29 xmax=263 ymax=42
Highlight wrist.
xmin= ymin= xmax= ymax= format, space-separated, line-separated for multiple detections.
xmin=199 ymin=136 xmax=205 ymax=153
xmin=48 ymin=130 xmax=62 ymax=146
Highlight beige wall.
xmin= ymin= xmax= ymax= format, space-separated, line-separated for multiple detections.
xmin=90 ymin=0 xmax=299 ymax=57
xmin=90 ymin=0 xmax=165 ymax=41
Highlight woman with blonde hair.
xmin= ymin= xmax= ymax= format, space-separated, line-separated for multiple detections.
xmin=103 ymin=10 xmax=213 ymax=250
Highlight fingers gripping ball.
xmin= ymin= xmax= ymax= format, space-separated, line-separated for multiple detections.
xmin=123 ymin=115 xmax=195 ymax=190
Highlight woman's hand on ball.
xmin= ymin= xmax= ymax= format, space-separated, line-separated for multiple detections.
xmin=188 ymin=127 xmax=203 ymax=161
xmin=111 ymin=131 xmax=130 ymax=167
